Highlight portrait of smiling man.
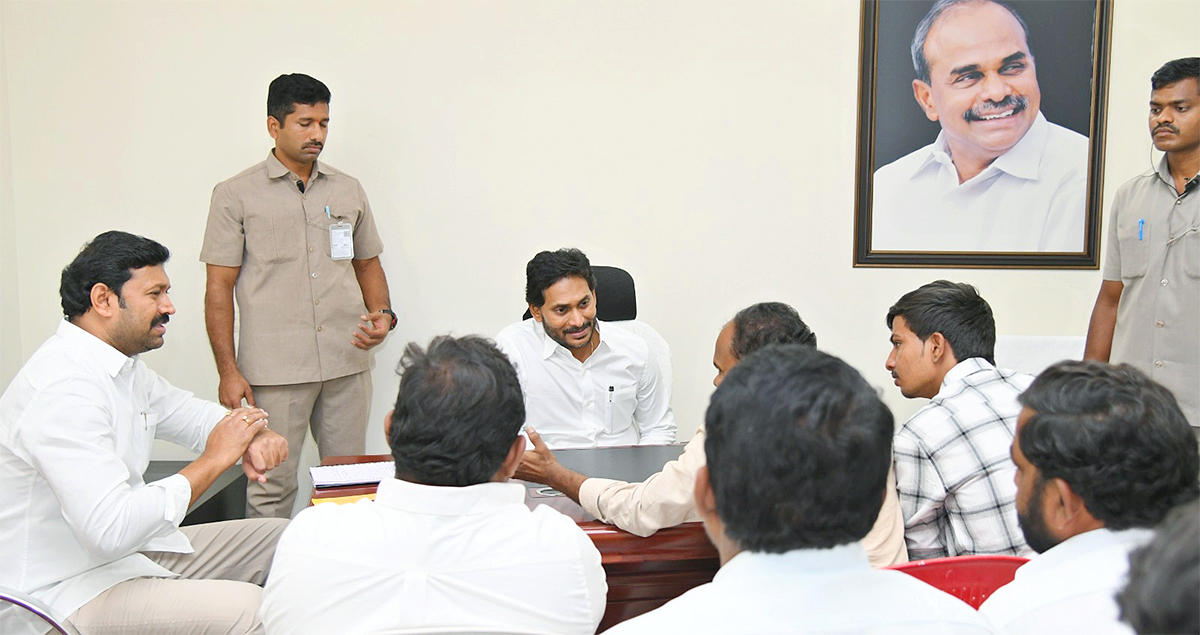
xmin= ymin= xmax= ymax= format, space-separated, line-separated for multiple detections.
xmin=871 ymin=0 xmax=1090 ymax=253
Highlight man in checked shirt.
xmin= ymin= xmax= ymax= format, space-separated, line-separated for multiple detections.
xmin=885 ymin=280 xmax=1033 ymax=559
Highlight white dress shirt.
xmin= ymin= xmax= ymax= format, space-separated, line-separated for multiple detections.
xmin=260 ymin=477 xmax=607 ymax=635
xmin=895 ymin=358 xmax=1033 ymax=560
xmin=979 ymin=528 xmax=1153 ymax=635
xmin=604 ymin=544 xmax=992 ymax=634
xmin=0 ymin=321 xmax=226 ymax=618
xmin=495 ymin=319 xmax=676 ymax=448
xmin=872 ymin=112 xmax=1089 ymax=253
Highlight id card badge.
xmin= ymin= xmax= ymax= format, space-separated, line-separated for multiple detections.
xmin=330 ymin=222 xmax=354 ymax=260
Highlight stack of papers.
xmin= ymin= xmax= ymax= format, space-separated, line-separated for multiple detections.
xmin=310 ymin=460 xmax=395 ymax=488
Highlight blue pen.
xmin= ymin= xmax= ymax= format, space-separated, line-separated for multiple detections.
xmin=1138 ymin=218 xmax=1144 ymax=241
xmin=325 ymin=205 xmax=331 ymax=220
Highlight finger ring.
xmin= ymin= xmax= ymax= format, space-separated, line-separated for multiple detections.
xmin=225 ymin=411 xmax=233 ymax=417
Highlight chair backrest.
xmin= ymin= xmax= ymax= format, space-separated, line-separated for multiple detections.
xmin=0 ymin=586 xmax=80 ymax=635
xmin=885 ymin=555 xmax=1029 ymax=609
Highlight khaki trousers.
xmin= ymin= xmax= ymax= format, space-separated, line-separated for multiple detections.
xmin=68 ymin=518 xmax=288 ymax=635
xmin=246 ymin=371 xmax=371 ymax=518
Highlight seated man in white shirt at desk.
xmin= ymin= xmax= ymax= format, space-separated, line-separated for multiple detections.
xmin=496 ymin=247 xmax=675 ymax=448
xmin=518 ymin=302 xmax=908 ymax=567
xmin=0 ymin=231 xmax=289 ymax=635
xmin=260 ymin=335 xmax=607 ymax=635
xmin=978 ymin=361 xmax=1199 ymax=635
xmin=606 ymin=345 xmax=989 ymax=634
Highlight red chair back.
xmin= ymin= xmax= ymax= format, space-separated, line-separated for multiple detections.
xmin=885 ymin=555 xmax=1029 ymax=609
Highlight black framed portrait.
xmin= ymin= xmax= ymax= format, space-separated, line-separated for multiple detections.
xmin=853 ymin=0 xmax=1113 ymax=268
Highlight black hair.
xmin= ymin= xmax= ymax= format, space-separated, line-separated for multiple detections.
xmin=1018 ymin=360 xmax=1199 ymax=530
xmin=524 ymin=248 xmax=596 ymax=307
xmin=1118 ymin=499 xmax=1200 ymax=635
xmin=704 ymin=344 xmax=894 ymax=552
xmin=887 ymin=280 xmax=996 ymax=364
xmin=1151 ymin=57 xmax=1200 ymax=91
xmin=389 ymin=335 xmax=526 ymax=487
xmin=729 ymin=302 xmax=817 ymax=359
xmin=59 ymin=231 xmax=171 ymax=319
xmin=912 ymin=0 xmax=1031 ymax=83
xmin=267 ymin=73 xmax=331 ymax=125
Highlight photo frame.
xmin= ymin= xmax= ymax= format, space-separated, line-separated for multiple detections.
xmin=853 ymin=0 xmax=1113 ymax=268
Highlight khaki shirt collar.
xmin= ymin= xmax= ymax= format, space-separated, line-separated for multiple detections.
xmin=265 ymin=149 xmax=335 ymax=181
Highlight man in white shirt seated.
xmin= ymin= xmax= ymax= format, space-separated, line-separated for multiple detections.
xmin=495 ymin=248 xmax=675 ymax=448
xmin=606 ymin=344 xmax=990 ymax=634
xmin=979 ymin=360 xmax=1200 ymax=634
xmin=517 ymin=302 xmax=909 ymax=567
xmin=260 ymin=335 xmax=607 ymax=635
xmin=0 ymin=231 xmax=289 ymax=635
xmin=871 ymin=0 xmax=1088 ymax=253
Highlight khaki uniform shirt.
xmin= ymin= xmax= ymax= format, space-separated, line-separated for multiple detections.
xmin=579 ymin=427 xmax=909 ymax=568
xmin=201 ymin=152 xmax=384 ymax=386
xmin=1102 ymin=157 xmax=1199 ymax=428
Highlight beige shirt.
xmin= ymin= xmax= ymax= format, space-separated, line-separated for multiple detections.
xmin=1102 ymin=157 xmax=1199 ymax=428
xmin=201 ymin=152 xmax=384 ymax=386
xmin=579 ymin=427 xmax=909 ymax=568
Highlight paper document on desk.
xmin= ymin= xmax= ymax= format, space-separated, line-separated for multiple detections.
xmin=310 ymin=460 xmax=395 ymax=488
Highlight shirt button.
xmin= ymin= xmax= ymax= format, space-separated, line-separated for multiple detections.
xmin=309 ymin=247 xmax=315 ymax=253
xmin=317 ymin=326 xmax=323 ymax=332
xmin=311 ymin=272 xmax=318 ymax=278
xmin=1154 ymin=360 xmax=1164 ymax=368
xmin=1156 ymin=320 xmax=1165 ymax=328
xmin=1160 ymin=279 xmax=1168 ymax=286
xmin=314 ymin=299 xmax=321 ymax=306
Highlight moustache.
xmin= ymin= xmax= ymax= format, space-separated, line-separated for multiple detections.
xmin=304 ymin=142 xmax=323 ymax=150
xmin=1154 ymin=123 xmax=1179 ymax=134
xmin=152 ymin=314 xmax=170 ymax=327
xmin=564 ymin=320 xmax=593 ymax=335
xmin=963 ymin=95 xmax=1028 ymax=123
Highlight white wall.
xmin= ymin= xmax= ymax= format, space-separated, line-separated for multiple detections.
xmin=1 ymin=1 xmax=1196 ymax=473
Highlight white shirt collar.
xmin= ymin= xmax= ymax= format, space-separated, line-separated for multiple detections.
xmin=375 ymin=477 xmax=527 ymax=515
xmin=57 ymin=319 xmax=133 ymax=379
xmin=940 ymin=357 xmax=994 ymax=388
xmin=913 ymin=111 xmax=1049 ymax=183
xmin=1018 ymin=527 xmax=1153 ymax=577
xmin=716 ymin=543 xmax=869 ymax=582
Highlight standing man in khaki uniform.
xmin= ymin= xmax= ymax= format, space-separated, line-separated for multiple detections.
xmin=201 ymin=73 xmax=395 ymax=518
xmin=1085 ymin=57 xmax=1199 ymax=432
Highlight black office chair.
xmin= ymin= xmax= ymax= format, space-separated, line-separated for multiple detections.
xmin=519 ymin=265 xmax=672 ymax=393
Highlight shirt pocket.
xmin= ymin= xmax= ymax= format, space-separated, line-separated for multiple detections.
xmin=134 ymin=411 xmax=160 ymax=469
xmin=1182 ymin=228 xmax=1200 ymax=279
xmin=245 ymin=214 xmax=300 ymax=264
xmin=604 ymin=382 xmax=639 ymax=435
xmin=1117 ymin=219 xmax=1149 ymax=279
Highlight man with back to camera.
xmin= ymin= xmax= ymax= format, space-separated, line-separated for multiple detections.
xmin=495 ymin=248 xmax=675 ymax=449
xmin=872 ymin=0 xmax=1089 ymax=252
xmin=1085 ymin=57 xmax=1199 ymax=432
xmin=259 ymin=336 xmax=606 ymax=635
xmin=0 ymin=231 xmax=289 ymax=634
xmin=978 ymin=360 xmax=1199 ymax=634
xmin=1117 ymin=499 xmax=1200 ymax=635
xmin=886 ymin=280 xmax=1031 ymax=559
xmin=518 ymin=301 xmax=909 ymax=566
xmin=605 ymin=345 xmax=990 ymax=634
xmin=202 ymin=73 xmax=395 ymax=518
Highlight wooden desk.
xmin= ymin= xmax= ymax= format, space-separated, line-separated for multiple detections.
xmin=313 ymin=446 xmax=719 ymax=632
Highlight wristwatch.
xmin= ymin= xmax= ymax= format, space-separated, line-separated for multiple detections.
xmin=380 ymin=308 xmax=398 ymax=331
